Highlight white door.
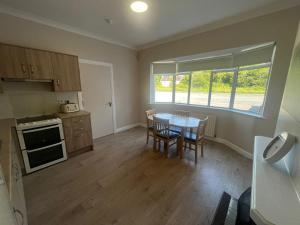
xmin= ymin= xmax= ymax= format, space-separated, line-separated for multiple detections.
xmin=79 ymin=62 xmax=114 ymax=139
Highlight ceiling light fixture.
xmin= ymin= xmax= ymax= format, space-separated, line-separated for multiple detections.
xmin=130 ymin=1 xmax=148 ymax=13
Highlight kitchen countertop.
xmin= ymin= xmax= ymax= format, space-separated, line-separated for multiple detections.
xmin=56 ymin=110 xmax=90 ymax=119
xmin=0 ymin=118 xmax=16 ymax=194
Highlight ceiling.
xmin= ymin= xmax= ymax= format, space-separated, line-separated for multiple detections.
xmin=0 ymin=0 xmax=299 ymax=49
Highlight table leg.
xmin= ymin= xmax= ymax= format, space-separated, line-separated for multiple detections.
xmin=179 ymin=128 xmax=186 ymax=159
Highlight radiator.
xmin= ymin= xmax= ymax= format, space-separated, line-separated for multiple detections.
xmin=196 ymin=114 xmax=216 ymax=137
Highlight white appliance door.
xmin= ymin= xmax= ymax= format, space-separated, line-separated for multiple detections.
xmin=79 ymin=62 xmax=114 ymax=139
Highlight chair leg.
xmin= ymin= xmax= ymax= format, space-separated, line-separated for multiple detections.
xmin=176 ymin=138 xmax=180 ymax=156
xmin=184 ymin=142 xmax=187 ymax=151
xmin=158 ymin=140 xmax=162 ymax=152
xmin=195 ymin=144 xmax=198 ymax=164
xmin=164 ymin=141 xmax=167 ymax=151
xmin=165 ymin=142 xmax=169 ymax=158
xmin=201 ymin=141 xmax=204 ymax=157
xmin=153 ymin=137 xmax=156 ymax=152
xmin=146 ymin=130 xmax=149 ymax=144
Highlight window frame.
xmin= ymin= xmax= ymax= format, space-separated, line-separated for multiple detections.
xmin=152 ymin=73 xmax=175 ymax=103
xmin=151 ymin=62 xmax=272 ymax=117
xmin=232 ymin=62 xmax=272 ymax=115
xmin=174 ymin=72 xmax=192 ymax=104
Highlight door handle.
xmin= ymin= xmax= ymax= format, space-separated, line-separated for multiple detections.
xmin=21 ymin=64 xmax=27 ymax=74
xmin=30 ymin=65 xmax=35 ymax=74
xmin=108 ymin=102 xmax=112 ymax=107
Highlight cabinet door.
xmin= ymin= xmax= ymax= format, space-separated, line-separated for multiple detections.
xmin=11 ymin=133 xmax=28 ymax=225
xmin=62 ymin=118 xmax=74 ymax=153
xmin=71 ymin=115 xmax=92 ymax=151
xmin=25 ymin=48 xmax=53 ymax=80
xmin=51 ymin=53 xmax=81 ymax=91
xmin=0 ymin=44 xmax=29 ymax=79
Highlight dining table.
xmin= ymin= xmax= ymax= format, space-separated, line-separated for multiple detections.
xmin=148 ymin=113 xmax=203 ymax=158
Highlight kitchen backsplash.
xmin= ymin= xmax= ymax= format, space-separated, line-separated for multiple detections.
xmin=0 ymin=81 xmax=79 ymax=119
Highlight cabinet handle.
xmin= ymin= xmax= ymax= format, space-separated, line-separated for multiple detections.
xmin=30 ymin=65 xmax=35 ymax=74
xmin=56 ymin=79 xmax=60 ymax=86
xmin=21 ymin=64 xmax=27 ymax=74
xmin=13 ymin=208 xmax=24 ymax=225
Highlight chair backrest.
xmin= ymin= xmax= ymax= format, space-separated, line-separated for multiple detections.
xmin=196 ymin=117 xmax=208 ymax=140
xmin=174 ymin=110 xmax=190 ymax=117
xmin=153 ymin=116 xmax=170 ymax=137
xmin=145 ymin=109 xmax=156 ymax=128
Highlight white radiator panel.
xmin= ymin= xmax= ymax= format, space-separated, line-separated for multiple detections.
xmin=195 ymin=113 xmax=216 ymax=137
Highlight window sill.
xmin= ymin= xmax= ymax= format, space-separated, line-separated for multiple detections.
xmin=150 ymin=102 xmax=266 ymax=119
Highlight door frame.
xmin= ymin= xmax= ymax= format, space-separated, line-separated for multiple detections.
xmin=78 ymin=58 xmax=117 ymax=134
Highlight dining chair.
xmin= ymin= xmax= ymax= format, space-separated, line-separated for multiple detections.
xmin=171 ymin=110 xmax=191 ymax=133
xmin=174 ymin=110 xmax=190 ymax=117
xmin=145 ymin=109 xmax=156 ymax=144
xmin=153 ymin=116 xmax=181 ymax=158
xmin=184 ymin=117 xmax=208 ymax=163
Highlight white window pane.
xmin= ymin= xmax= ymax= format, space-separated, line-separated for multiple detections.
xmin=190 ymin=71 xmax=210 ymax=106
xmin=210 ymin=71 xmax=234 ymax=108
xmin=154 ymin=74 xmax=173 ymax=102
xmin=175 ymin=74 xmax=189 ymax=104
xmin=234 ymin=67 xmax=270 ymax=114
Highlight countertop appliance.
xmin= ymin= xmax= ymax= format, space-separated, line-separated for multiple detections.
xmin=60 ymin=102 xmax=79 ymax=113
xmin=16 ymin=115 xmax=67 ymax=174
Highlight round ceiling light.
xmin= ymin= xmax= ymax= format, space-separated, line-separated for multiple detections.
xmin=130 ymin=1 xmax=148 ymax=13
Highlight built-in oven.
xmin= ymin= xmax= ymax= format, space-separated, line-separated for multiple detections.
xmin=16 ymin=117 xmax=67 ymax=174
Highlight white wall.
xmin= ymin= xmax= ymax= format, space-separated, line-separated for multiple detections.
xmin=138 ymin=6 xmax=300 ymax=154
xmin=275 ymin=21 xmax=300 ymax=197
xmin=0 ymin=82 xmax=78 ymax=119
xmin=0 ymin=12 xmax=139 ymax=129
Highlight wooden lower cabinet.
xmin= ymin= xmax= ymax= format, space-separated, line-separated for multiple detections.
xmin=58 ymin=111 xmax=93 ymax=156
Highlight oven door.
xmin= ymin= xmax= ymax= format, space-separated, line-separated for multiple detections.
xmin=20 ymin=124 xmax=64 ymax=150
xmin=22 ymin=141 xmax=67 ymax=173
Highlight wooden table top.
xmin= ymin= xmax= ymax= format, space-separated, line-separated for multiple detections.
xmin=149 ymin=113 xmax=201 ymax=128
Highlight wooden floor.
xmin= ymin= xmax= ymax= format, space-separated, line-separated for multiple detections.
xmin=23 ymin=127 xmax=252 ymax=225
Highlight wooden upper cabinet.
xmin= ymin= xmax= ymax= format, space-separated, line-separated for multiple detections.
xmin=51 ymin=53 xmax=81 ymax=91
xmin=25 ymin=48 xmax=53 ymax=80
xmin=0 ymin=44 xmax=29 ymax=79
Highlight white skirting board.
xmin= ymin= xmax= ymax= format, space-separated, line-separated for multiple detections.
xmin=115 ymin=123 xmax=253 ymax=159
xmin=207 ymin=137 xmax=253 ymax=159
xmin=114 ymin=123 xmax=143 ymax=133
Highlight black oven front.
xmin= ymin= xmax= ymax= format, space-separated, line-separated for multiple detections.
xmin=17 ymin=123 xmax=67 ymax=173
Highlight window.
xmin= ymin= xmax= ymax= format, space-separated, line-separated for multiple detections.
xmin=175 ymin=73 xmax=190 ymax=104
xmin=190 ymin=71 xmax=210 ymax=106
xmin=154 ymin=74 xmax=174 ymax=103
xmin=210 ymin=71 xmax=234 ymax=108
xmin=234 ymin=66 xmax=270 ymax=114
xmin=151 ymin=43 xmax=275 ymax=116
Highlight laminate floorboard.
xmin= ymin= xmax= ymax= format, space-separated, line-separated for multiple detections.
xmin=23 ymin=127 xmax=252 ymax=225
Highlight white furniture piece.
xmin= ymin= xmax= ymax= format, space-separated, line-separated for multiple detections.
xmin=251 ymin=136 xmax=300 ymax=225
xmin=263 ymin=132 xmax=295 ymax=164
